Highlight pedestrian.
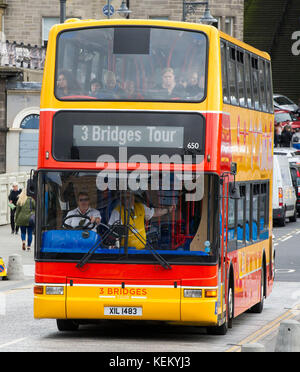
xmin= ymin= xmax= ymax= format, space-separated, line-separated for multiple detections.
xmin=8 ymin=182 xmax=22 ymax=234
xmin=274 ymin=125 xmax=281 ymax=148
xmin=15 ymin=189 xmax=35 ymax=251
xmin=280 ymin=125 xmax=293 ymax=147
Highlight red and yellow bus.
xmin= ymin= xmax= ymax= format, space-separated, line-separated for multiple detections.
xmin=33 ymin=19 xmax=275 ymax=335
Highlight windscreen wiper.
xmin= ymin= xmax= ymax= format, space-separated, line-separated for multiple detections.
xmin=126 ymin=223 xmax=172 ymax=270
xmin=77 ymin=221 xmax=172 ymax=271
xmin=76 ymin=222 xmax=120 ymax=269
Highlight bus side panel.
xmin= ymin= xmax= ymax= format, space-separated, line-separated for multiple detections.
xmin=221 ymin=103 xmax=273 ymax=317
xmin=228 ymin=242 xmax=267 ymax=318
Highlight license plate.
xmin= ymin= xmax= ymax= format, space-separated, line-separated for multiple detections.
xmin=104 ymin=306 xmax=142 ymax=316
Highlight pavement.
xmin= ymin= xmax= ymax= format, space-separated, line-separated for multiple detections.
xmin=0 ymin=224 xmax=34 ymax=287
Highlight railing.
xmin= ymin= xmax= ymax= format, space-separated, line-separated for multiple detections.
xmin=0 ymin=172 xmax=29 ymax=225
xmin=0 ymin=40 xmax=46 ymax=70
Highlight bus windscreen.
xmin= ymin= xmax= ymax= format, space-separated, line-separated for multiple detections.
xmin=55 ymin=27 xmax=207 ymax=102
xmin=36 ymin=171 xmax=219 ymax=264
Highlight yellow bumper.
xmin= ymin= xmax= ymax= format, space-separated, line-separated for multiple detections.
xmin=34 ymin=283 xmax=219 ymax=326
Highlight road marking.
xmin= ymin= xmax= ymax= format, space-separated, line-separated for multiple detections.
xmin=281 ymin=236 xmax=292 ymax=242
xmin=226 ymin=303 xmax=300 ymax=352
xmin=0 ymin=338 xmax=27 ymax=349
xmin=276 ymin=269 xmax=296 ymax=274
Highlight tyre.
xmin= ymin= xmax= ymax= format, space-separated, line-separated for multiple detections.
xmin=289 ymin=207 xmax=297 ymax=223
xmin=278 ymin=209 xmax=286 ymax=227
xmin=207 ymin=280 xmax=233 ymax=335
xmin=227 ymin=286 xmax=234 ymax=329
xmin=56 ymin=319 xmax=79 ymax=331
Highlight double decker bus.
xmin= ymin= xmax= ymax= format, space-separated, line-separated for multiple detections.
xmin=33 ymin=19 xmax=275 ymax=335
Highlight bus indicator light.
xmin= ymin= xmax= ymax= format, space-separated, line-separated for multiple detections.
xmin=205 ymin=289 xmax=217 ymax=298
xmin=34 ymin=286 xmax=44 ymax=295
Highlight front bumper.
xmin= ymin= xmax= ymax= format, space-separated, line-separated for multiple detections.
xmin=34 ymin=281 xmax=220 ymax=326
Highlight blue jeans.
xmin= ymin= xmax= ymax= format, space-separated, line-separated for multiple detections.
xmin=20 ymin=226 xmax=33 ymax=247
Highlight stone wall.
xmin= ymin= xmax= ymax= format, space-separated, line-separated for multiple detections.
xmin=3 ymin=0 xmax=244 ymax=46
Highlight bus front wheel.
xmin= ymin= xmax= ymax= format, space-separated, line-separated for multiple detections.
xmin=56 ymin=319 xmax=79 ymax=332
xmin=207 ymin=281 xmax=233 ymax=335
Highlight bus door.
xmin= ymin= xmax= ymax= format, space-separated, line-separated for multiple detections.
xmin=220 ymin=179 xmax=229 ymax=321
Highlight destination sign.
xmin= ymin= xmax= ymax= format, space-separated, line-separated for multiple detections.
xmin=52 ymin=110 xmax=205 ymax=163
xmin=73 ymin=125 xmax=184 ymax=148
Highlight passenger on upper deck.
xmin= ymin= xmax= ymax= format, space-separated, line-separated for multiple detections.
xmin=122 ymin=80 xmax=143 ymax=100
xmin=101 ymin=71 xmax=122 ymax=99
xmin=89 ymin=79 xmax=102 ymax=97
xmin=56 ymin=70 xmax=81 ymax=98
xmin=185 ymin=71 xmax=205 ymax=99
xmin=155 ymin=67 xmax=182 ymax=100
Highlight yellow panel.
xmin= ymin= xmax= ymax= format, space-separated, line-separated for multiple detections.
xmin=34 ymin=294 xmax=66 ymax=319
xmin=181 ymin=298 xmax=218 ymax=326
xmin=66 ymin=285 xmax=181 ymax=321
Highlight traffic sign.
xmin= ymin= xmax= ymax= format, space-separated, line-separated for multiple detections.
xmin=103 ymin=4 xmax=115 ymax=17
xmin=0 ymin=257 xmax=7 ymax=278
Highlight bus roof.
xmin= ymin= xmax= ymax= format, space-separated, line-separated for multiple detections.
xmin=218 ymin=29 xmax=270 ymax=60
xmin=51 ymin=18 xmax=270 ymax=60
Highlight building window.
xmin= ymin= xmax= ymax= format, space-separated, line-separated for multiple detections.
xmin=42 ymin=17 xmax=60 ymax=47
xmin=225 ymin=17 xmax=234 ymax=36
xmin=215 ymin=16 xmax=222 ymax=30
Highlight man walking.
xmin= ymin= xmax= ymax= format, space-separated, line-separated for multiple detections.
xmin=8 ymin=182 xmax=22 ymax=234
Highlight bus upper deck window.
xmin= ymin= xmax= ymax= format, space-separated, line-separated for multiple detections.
xmin=55 ymin=27 xmax=207 ymax=103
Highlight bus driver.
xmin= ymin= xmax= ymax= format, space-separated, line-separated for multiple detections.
xmin=65 ymin=192 xmax=101 ymax=231
xmin=108 ymin=191 xmax=174 ymax=250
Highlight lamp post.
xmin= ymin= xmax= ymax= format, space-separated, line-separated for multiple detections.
xmin=60 ymin=0 xmax=66 ymax=23
xmin=182 ymin=1 xmax=217 ymax=25
xmin=104 ymin=0 xmax=131 ymax=19
xmin=117 ymin=0 xmax=131 ymax=18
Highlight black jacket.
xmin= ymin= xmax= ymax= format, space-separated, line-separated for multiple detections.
xmin=8 ymin=189 xmax=22 ymax=206
xmin=280 ymin=130 xmax=293 ymax=147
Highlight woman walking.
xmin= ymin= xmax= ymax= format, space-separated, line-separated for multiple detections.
xmin=15 ymin=190 xmax=35 ymax=251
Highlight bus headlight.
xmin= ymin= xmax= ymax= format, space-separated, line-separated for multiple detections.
xmin=45 ymin=286 xmax=64 ymax=295
xmin=184 ymin=289 xmax=202 ymax=298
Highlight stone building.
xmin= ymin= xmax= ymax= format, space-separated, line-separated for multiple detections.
xmin=3 ymin=0 xmax=244 ymax=47
xmin=0 ymin=0 xmax=244 ymax=174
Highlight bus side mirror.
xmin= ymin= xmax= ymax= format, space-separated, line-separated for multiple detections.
xmin=229 ymin=162 xmax=239 ymax=199
xmin=230 ymin=162 xmax=237 ymax=175
xmin=229 ymin=183 xmax=240 ymax=199
xmin=27 ymin=169 xmax=37 ymax=198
